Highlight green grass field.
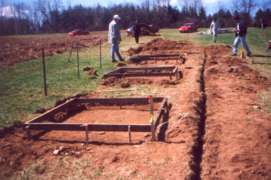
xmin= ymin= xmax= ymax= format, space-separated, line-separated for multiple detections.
xmin=0 ymin=28 xmax=271 ymax=127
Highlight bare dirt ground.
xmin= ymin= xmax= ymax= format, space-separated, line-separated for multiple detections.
xmin=0 ymin=33 xmax=107 ymax=67
xmin=0 ymin=39 xmax=270 ymax=179
xmin=201 ymin=45 xmax=271 ymax=179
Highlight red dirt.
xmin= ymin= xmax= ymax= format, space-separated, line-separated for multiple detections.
xmin=0 ymin=33 xmax=107 ymax=67
xmin=201 ymin=46 xmax=271 ymax=179
xmin=126 ymin=38 xmax=198 ymax=56
xmin=101 ymin=76 xmax=178 ymax=87
xmin=0 ymin=39 xmax=271 ymax=179
xmin=42 ymin=104 xmax=161 ymax=144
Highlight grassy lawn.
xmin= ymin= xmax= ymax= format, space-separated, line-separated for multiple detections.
xmin=0 ymin=44 xmax=112 ymax=127
xmin=0 ymin=28 xmax=271 ymax=127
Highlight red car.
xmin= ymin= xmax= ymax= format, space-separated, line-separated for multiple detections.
xmin=178 ymin=23 xmax=198 ymax=33
xmin=68 ymin=29 xmax=89 ymax=36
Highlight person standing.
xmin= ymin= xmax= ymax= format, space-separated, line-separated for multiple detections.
xmin=108 ymin=14 xmax=124 ymax=62
xmin=133 ymin=21 xmax=152 ymax=44
xmin=210 ymin=18 xmax=218 ymax=43
xmin=232 ymin=15 xmax=252 ymax=57
xmin=134 ymin=20 xmax=141 ymax=44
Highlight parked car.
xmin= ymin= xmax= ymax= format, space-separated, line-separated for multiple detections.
xmin=126 ymin=24 xmax=159 ymax=36
xmin=178 ymin=23 xmax=198 ymax=33
xmin=68 ymin=29 xmax=89 ymax=36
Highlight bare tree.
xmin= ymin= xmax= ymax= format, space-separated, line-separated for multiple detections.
xmin=232 ymin=0 xmax=256 ymax=14
xmin=142 ymin=0 xmax=151 ymax=11
xmin=154 ymin=0 xmax=170 ymax=7
xmin=178 ymin=0 xmax=203 ymax=13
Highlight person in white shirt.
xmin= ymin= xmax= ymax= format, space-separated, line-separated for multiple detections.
xmin=108 ymin=14 xmax=124 ymax=62
xmin=210 ymin=18 xmax=218 ymax=43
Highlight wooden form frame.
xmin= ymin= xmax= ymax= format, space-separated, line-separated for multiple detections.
xmin=130 ymin=54 xmax=186 ymax=64
xmin=103 ymin=66 xmax=180 ymax=80
xmin=24 ymin=97 xmax=170 ymax=143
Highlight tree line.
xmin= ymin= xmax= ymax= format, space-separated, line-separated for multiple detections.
xmin=0 ymin=0 xmax=271 ymax=35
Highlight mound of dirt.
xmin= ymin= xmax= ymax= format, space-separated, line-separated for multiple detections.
xmin=126 ymin=38 xmax=187 ymax=56
xmin=127 ymin=47 xmax=143 ymax=56
xmin=83 ymin=66 xmax=98 ymax=76
xmin=102 ymin=77 xmax=120 ymax=86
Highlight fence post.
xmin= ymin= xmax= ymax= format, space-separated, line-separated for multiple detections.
xmin=76 ymin=45 xmax=80 ymax=79
xmin=99 ymin=39 xmax=102 ymax=68
xmin=42 ymin=48 xmax=48 ymax=96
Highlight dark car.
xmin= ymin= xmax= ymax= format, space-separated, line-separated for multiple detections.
xmin=178 ymin=23 xmax=198 ymax=33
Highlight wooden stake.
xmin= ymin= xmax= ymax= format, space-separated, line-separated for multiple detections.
xmin=85 ymin=124 xmax=89 ymax=144
xmin=151 ymin=123 xmax=155 ymax=141
xmin=99 ymin=39 xmax=102 ymax=68
xmin=76 ymin=46 xmax=80 ymax=79
xmin=128 ymin=125 xmax=131 ymax=143
xmin=176 ymin=68 xmax=180 ymax=80
xmin=42 ymin=48 xmax=48 ymax=96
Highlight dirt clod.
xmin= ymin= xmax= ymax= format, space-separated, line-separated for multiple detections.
xmin=53 ymin=112 xmax=67 ymax=122
xmin=83 ymin=66 xmax=98 ymax=76
xmin=116 ymin=62 xmax=127 ymax=67
xmin=34 ymin=164 xmax=46 ymax=174
xmin=120 ymin=82 xmax=131 ymax=88
xmin=35 ymin=108 xmax=47 ymax=114
xmin=160 ymin=79 xmax=178 ymax=86
xmin=102 ymin=77 xmax=119 ymax=86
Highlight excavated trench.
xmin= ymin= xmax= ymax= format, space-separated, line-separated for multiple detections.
xmin=189 ymin=50 xmax=207 ymax=180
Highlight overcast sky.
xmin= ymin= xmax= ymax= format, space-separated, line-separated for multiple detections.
xmin=3 ymin=0 xmax=271 ymax=14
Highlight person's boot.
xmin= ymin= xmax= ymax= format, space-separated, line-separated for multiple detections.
xmin=112 ymin=59 xmax=117 ymax=63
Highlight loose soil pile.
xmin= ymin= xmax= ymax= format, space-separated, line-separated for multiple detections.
xmin=127 ymin=38 xmax=197 ymax=56
xmin=0 ymin=33 xmax=107 ymax=67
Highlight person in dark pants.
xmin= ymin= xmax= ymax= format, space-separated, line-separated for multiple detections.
xmin=133 ymin=21 xmax=141 ymax=44
xmin=232 ymin=15 xmax=252 ymax=57
xmin=133 ymin=21 xmax=151 ymax=44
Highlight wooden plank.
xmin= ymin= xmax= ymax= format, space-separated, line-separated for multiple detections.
xmin=139 ymin=54 xmax=180 ymax=57
xmin=121 ymin=66 xmax=175 ymax=71
xmin=26 ymin=98 xmax=76 ymax=124
xmin=103 ymin=66 xmax=178 ymax=79
xmin=76 ymin=97 xmax=164 ymax=105
xmin=25 ymin=123 xmax=152 ymax=132
xmin=106 ymin=72 xmax=175 ymax=77
xmin=103 ymin=68 xmax=123 ymax=78
xmin=154 ymin=98 xmax=168 ymax=129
